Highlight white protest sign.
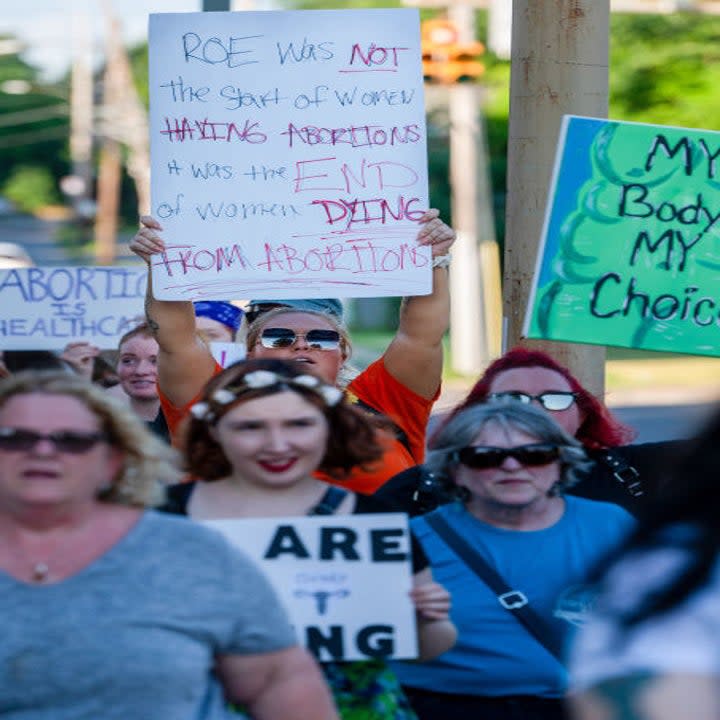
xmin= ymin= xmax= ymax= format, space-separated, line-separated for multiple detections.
xmin=0 ymin=266 xmax=146 ymax=350
xmin=149 ymin=9 xmax=430 ymax=301
xmin=206 ymin=512 xmax=418 ymax=661
xmin=209 ymin=340 xmax=246 ymax=367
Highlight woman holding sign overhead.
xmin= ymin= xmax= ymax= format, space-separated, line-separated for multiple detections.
xmin=162 ymin=357 xmax=457 ymax=720
xmin=129 ymin=208 xmax=454 ymax=494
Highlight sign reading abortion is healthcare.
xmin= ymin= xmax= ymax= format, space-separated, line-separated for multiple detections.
xmin=149 ymin=9 xmax=430 ymax=301
xmin=206 ymin=513 xmax=418 ymax=662
xmin=524 ymin=115 xmax=720 ymax=357
xmin=0 ymin=266 xmax=146 ymax=350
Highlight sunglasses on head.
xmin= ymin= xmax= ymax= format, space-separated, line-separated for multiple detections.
xmin=245 ymin=303 xmax=283 ymax=325
xmin=457 ymin=443 xmax=561 ymax=469
xmin=0 ymin=427 xmax=108 ymax=454
xmin=488 ymin=391 xmax=578 ymax=411
xmin=259 ymin=327 xmax=341 ymax=351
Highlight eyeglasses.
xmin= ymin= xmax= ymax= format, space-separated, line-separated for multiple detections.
xmin=488 ymin=391 xmax=578 ymax=411
xmin=457 ymin=443 xmax=560 ymax=469
xmin=259 ymin=328 xmax=341 ymax=351
xmin=0 ymin=427 xmax=108 ymax=454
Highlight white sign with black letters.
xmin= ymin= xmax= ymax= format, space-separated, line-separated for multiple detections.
xmin=205 ymin=512 xmax=418 ymax=661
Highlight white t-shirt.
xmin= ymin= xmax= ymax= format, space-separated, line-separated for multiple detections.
xmin=570 ymin=543 xmax=720 ymax=690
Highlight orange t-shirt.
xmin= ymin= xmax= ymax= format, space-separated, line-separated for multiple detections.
xmin=158 ymin=357 xmax=438 ymax=495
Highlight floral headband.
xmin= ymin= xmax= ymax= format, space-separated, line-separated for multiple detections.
xmin=190 ymin=370 xmax=344 ymax=422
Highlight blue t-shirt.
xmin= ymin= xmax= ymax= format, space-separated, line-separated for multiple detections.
xmin=394 ymin=497 xmax=634 ymax=697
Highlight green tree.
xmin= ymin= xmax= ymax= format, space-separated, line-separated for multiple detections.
xmin=3 ymin=165 xmax=61 ymax=213
xmin=0 ymin=35 xmax=70 ymax=198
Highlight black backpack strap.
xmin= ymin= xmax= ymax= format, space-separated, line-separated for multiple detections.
xmin=350 ymin=397 xmax=412 ymax=456
xmin=160 ymin=482 xmax=195 ymax=515
xmin=375 ymin=465 xmax=449 ymax=517
xmin=601 ymin=450 xmax=644 ymax=498
xmin=308 ymin=486 xmax=349 ymax=516
xmin=146 ymin=408 xmax=170 ymax=444
xmin=425 ymin=512 xmax=565 ymax=663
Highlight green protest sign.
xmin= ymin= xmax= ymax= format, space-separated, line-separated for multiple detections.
xmin=524 ymin=115 xmax=720 ymax=357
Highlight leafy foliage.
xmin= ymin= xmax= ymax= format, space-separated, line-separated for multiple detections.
xmin=5 ymin=11 xmax=720 ymax=233
xmin=3 ymin=165 xmax=61 ymax=212
xmin=0 ymin=38 xmax=70 ymax=192
xmin=609 ymin=13 xmax=720 ymax=129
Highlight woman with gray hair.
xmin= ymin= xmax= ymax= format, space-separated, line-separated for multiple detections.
xmin=393 ymin=401 xmax=635 ymax=720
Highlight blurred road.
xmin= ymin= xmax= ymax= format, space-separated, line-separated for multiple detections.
xmin=2 ymin=212 xmax=718 ymax=445
xmin=613 ymin=403 xmax=713 ymax=443
xmin=0 ymin=214 xmax=82 ymax=265
xmin=433 ymin=381 xmax=718 ymax=444
xmin=0 ymin=213 xmax=137 ymax=266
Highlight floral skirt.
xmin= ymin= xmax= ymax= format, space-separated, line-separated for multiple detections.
xmin=322 ymin=659 xmax=419 ymax=720
xmin=229 ymin=658 xmax=417 ymax=719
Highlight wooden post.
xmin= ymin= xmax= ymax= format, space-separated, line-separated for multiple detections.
xmin=94 ymin=139 xmax=121 ymax=265
xmin=69 ymin=11 xmax=93 ymax=212
xmin=504 ymin=0 xmax=609 ymax=396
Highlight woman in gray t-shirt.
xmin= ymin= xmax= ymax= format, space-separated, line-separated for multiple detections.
xmin=0 ymin=370 xmax=337 ymax=720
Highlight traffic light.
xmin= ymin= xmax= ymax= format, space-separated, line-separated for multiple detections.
xmin=421 ymin=18 xmax=485 ymax=84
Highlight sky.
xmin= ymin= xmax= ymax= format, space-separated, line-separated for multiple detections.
xmin=3 ymin=0 xmax=275 ymax=81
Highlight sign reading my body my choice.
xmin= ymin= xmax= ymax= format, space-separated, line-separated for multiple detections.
xmin=206 ymin=513 xmax=418 ymax=662
xmin=525 ymin=115 xmax=720 ymax=357
xmin=148 ymin=9 xmax=430 ymax=301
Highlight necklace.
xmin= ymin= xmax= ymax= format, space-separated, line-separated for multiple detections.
xmin=31 ymin=562 xmax=51 ymax=583
xmin=19 ymin=545 xmax=67 ymax=584
xmin=5 ymin=518 xmax=95 ymax=584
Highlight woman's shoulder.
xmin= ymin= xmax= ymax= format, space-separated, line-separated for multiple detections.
xmin=408 ymin=501 xmax=459 ymax=537
xmin=157 ymin=481 xmax=196 ymax=515
xmin=140 ymin=508 xmax=242 ymax=556
xmin=564 ymin=494 xmax=636 ymax=526
xmin=352 ymin=492 xmax=404 ymax=515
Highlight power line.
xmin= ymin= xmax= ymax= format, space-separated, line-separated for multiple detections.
xmin=0 ymin=104 xmax=69 ymax=128
xmin=0 ymin=126 xmax=67 ymax=148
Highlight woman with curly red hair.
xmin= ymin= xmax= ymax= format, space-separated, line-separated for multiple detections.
xmin=443 ymin=348 xmax=634 ymax=450
xmin=433 ymin=347 xmax=686 ymax=515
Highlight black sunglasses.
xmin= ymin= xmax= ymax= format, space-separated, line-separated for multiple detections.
xmin=488 ymin=391 xmax=578 ymax=411
xmin=457 ymin=443 xmax=561 ymax=469
xmin=260 ymin=327 xmax=341 ymax=351
xmin=0 ymin=427 xmax=108 ymax=454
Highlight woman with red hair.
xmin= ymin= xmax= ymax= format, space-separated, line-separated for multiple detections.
xmin=443 ymin=348 xmax=633 ymax=450
xmin=434 ymin=347 xmax=687 ymax=515
xmin=379 ymin=347 xmax=685 ymax=517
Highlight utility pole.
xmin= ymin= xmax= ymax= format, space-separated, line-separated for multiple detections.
xmin=445 ymin=4 xmax=501 ymax=373
xmin=94 ymin=0 xmax=153 ymax=265
xmin=68 ymin=8 xmax=94 ymax=215
xmin=487 ymin=0 xmax=512 ymax=60
xmin=94 ymin=14 xmax=123 ymax=266
xmin=94 ymin=137 xmax=122 ymax=265
xmin=504 ymin=1 xmax=609 ymax=395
